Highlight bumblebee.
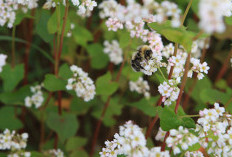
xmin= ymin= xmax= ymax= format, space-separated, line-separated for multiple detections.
xmin=131 ymin=45 xmax=153 ymax=72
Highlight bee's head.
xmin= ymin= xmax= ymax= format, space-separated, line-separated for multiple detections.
xmin=139 ymin=45 xmax=152 ymax=60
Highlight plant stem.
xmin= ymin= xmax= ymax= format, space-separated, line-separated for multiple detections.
xmin=181 ymin=0 xmax=193 ymax=26
xmin=39 ymin=92 xmax=52 ymax=151
xmin=11 ymin=26 xmax=16 ymax=68
xmin=24 ymin=9 xmax=35 ymax=85
xmin=147 ymin=0 xmax=194 ymax=143
xmin=158 ymin=67 xmax=168 ymax=81
xmin=175 ymin=53 xmax=191 ymax=113
xmin=180 ymin=114 xmax=200 ymax=118
xmin=53 ymin=0 xmax=69 ymax=149
xmin=215 ymin=48 xmax=232 ymax=82
xmin=90 ymin=58 xmax=126 ymax=157
xmin=90 ymin=96 xmax=111 ymax=157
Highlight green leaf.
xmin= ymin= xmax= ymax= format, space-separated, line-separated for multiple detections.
xmin=43 ymin=74 xmax=66 ymax=92
xmin=46 ymin=112 xmax=79 ymax=143
xmin=14 ymin=11 xmax=33 ymax=26
xmin=128 ymin=97 xmax=160 ymax=117
xmin=122 ymin=65 xmax=143 ymax=81
xmin=35 ymin=10 xmax=53 ymax=42
xmin=73 ymin=25 xmax=93 ymax=47
xmin=159 ymin=106 xmax=182 ymax=131
xmin=0 ymin=64 xmax=24 ymax=92
xmin=70 ymin=150 xmax=88 ymax=157
xmin=0 ymin=107 xmax=23 ymax=130
xmin=225 ymin=16 xmax=232 ymax=25
xmin=159 ymin=105 xmax=196 ymax=131
xmin=86 ymin=43 xmax=109 ymax=69
xmin=66 ymin=136 xmax=87 ymax=151
xmin=215 ymin=79 xmax=228 ymax=90
xmin=148 ymin=21 xmax=195 ymax=52
xmin=47 ymin=5 xmax=70 ymax=34
xmin=58 ymin=64 xmax=73 ymax=79
xmin=0 ymin=85 xmax=30 ymax=105
xmin=0 ymin=36 xmax=54 ymax=63
xmin=96 ymin=72 xmax=119 ymax=96
xmin=119 ymin=30 xmax=130 ymax=48
xmin=200 ymin=89 xmax=231 ymax=104
xmin=187 ymin=143 xmax=201 ymax=151
xmin=92 ymin=97 xmax=123 ymax=126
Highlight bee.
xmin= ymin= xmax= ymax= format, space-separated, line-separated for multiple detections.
xmin=131 ymin=45 xmax=153 ymax=72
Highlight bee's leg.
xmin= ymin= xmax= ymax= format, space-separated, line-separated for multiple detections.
xmin=131 ymin=60 xmax=141 ymax=72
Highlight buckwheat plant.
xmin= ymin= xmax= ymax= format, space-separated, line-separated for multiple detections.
xmin=103 ymin=40 xmax=123 ymax=65
xmin=0 ymin=129 xmax=30 ymax=156
xmin=66 ymin=65 xmax=96 ymax=102
xmin=100 ymin=121 xmax=170 ymax=157
xmin=24 ymin=84 xmax=44 ymax=108
xmin=129 ymin=77 xmax=150 ymax=98
xmin=0 ymin=54 xmax=7 ymax=72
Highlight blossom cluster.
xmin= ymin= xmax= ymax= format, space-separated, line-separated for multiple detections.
xmin=25 ymin=84 xmax=44 ymax=108
xmin=199 ymin=0 xmax=232 ymax=33
xmin=166 ymin=126 xmax=199 ymax=155
xmin=99 ymin=0 xmax=179 ymax=54
xmin=158 ymin=79 xmax=180 ymax=106
xmin=100 ymin=121 xmax=170 ymax=157
xmin=188 ymin=58 xmax=210 ymax=80
xmin=129 ymin=77 xmax=150 ymax=98
xmin=0 ymin=54 xmax=7 ymax=73
xmin=66 ymin=65 xmax=96 ymax=102
xmin=155 ymin=103 xmax=232 ymax=156
xmin=46 ymin=149 xmax=64 ymax=157
xmin=43 ymin=0 xmax=97 ymax=17
xmin=103 ymin=40 xmax=123 ymax=65
xmin=0 ymin=0 xmax=38 ymax=28
xmin=0 ymin=129 xmax=30 ymax=157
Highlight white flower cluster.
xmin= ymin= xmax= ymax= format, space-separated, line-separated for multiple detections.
xmin=158 ymin=79 xmax=180 ymax=106
xmin=0 ymin=129 xmax=30 ymax=157
xmin=191 ymin=38 xmax=209 ymax=59
xmin=0 ymin=54 xmax=7 ymax=73
xmin=99 ymin=0 xmax=171 ymax=54
xmin=162 ymin=43 xmax=175 ymax=59
xmin=185 ymin=151 xmax=204 ymax=157
xmin=25 ymin=84 xmax=44 ymax=108
xmin=43 ymin=0 xmax=97 ymax=17
xmin=66 ymin=65 xmax=96 ymax=102
xmin=103 ymin=40 xmax=123 ymax=65
xmin=188 ymin=58 xmax=210 ymax=80
xmin=8 ymin=152 xmax=31 ymax=157
xmin=0 ymin=0 xmax=38 ymax=28
xmin=67 ymin=23 xmax=75 ymax=37
xmin=129 ymin=77 xmax=150 ymax=98
xmin=195 ymin=103 xmax=232 ymax=156
xmin=153 ymin=1 xmax=181 ymax=27
xmin=77 ymin=0 xmax=97 ymax=17
xmin=47 ymin=149 xmax=64 ymax=157
xmin=140 ymin=52 xmax=165 ymax=76
xmin=166 ymin=126 xmax=199 ymax=155
xmin=155 ymin=103 xmax=232 ymax=156
xmin=199 ymin=0 xmax=232 ymax=33
xmin=155 ymin=127 xmax=166 ymax=142
xmin=100 ymin=121 xmax=170 ymax=157
xmin=167 ymin=49 xmax=187 ymax=80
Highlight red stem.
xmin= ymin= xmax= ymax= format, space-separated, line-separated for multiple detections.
xmin=90 ymin=96 xmax=111 ymax=157
xmin=161 ymin=131 xmax=170 ymax=151
xmin=90 ymin=59 xmax=126 ymax=156
xmin=24 ymin=9 xmax=35 ymax=85
xmin=215 ymin=49 xmax=232 ymax=82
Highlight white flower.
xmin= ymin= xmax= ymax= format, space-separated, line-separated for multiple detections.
xmin=66 ymin=65 xmax=96 ymax=102
xmin=24 ymin=84 xmax=44 ymax=108
xmin=71 ymin=0 xmax=80 ymax=6
xmin=129 ymin=77 xmax=150 ymax=98
xmin=103 ymin=40 xmax=123 ymax=65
